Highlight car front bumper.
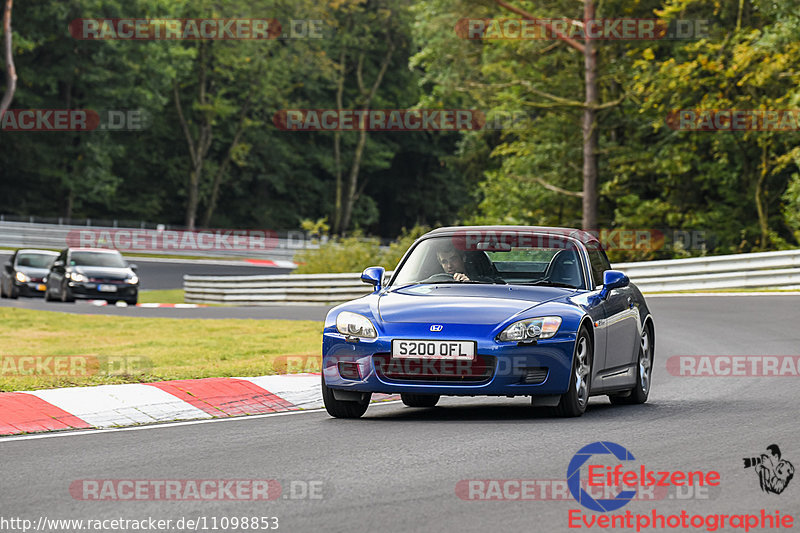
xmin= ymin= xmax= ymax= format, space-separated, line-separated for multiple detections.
xmin=67 ymin=282 xmax=138 ymax=300
xmin=322 ymin=327 xmax=576 ymax=396
xmin=16 ymin=281 xmax=48 ymax=296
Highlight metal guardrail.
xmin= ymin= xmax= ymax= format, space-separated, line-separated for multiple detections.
xmin=183 ymin=250 xmax=800 ymax=305
xmin=184 ymin=273 xmax=391 ymax=305
xmin=617 ymin=249 xmax=800 ymax=292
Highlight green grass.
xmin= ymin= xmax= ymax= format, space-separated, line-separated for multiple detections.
xmin=138 ymin=289 xmax=186 ymax=304
xmin=0 ymin=308 xmax=322 ymax=392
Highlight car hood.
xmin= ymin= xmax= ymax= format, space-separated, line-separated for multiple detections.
xmin=16 ymin=266 xmax=51 ymax=278
xmin=378 ymin=284 xmax=575 ymax=324
xmin=73 ymin=266 xmax=132 ymax=280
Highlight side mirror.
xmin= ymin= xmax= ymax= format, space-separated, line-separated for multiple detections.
xmin=128 ymin=263 xmax=138 ymax=272
xmin=599 ymin=270 xmax=629 ymax=299
xmin=361 ymin=266 xmax=385 ymax=292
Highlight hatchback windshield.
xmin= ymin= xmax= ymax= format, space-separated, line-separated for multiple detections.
xmin=390 ymin=235 xmax=586 ymax=289
xmin=70 ymin=251 xmax=127 ymax=268
xmin=16 ymin=253 xmax=56 ymax=269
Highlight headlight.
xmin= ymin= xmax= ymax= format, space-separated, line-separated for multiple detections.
xmin=498 ymin=316 xmax=562 ymax=342
xmin=126 ymin=274 xmax=139 ymax=285
xmin=68 ymin=272 xmax=88 ymax=283
xmin=336 ymin=311 xmax=377 ymax=339
xmin=15 ymin=272 xmax=30 ymax=283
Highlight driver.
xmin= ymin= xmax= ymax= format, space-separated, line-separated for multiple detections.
xmin=436 ymin=245 xmax=471 ymax=282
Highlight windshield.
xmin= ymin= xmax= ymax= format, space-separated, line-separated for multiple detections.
xmin=70 ymin=251 xmax=127 ymax=268
xmin=390 ymin=235 xmax=586 ymax=289
xmin=16 ymin=253 xmax=56 ymax=269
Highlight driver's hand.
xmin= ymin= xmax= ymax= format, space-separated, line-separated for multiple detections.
xmin=453 ymin=273 xmax=470 ymax=282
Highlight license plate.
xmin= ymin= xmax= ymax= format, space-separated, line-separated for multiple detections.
xmin=392 ymin=340 xmax=475 ymax=360
xmin=36 ymin=284 xmax=46 ymax=291
xmin=98 ymin=284 xmax=117 ymax=292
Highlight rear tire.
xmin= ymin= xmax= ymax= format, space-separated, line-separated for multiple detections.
xmin=553 ymin=327 xmax=592 ymax=418
xmin=0 ymin=280 xmax=6 ymax=298
xmin=321 ymin=374 xmax=370 ymax=418
xmin=400 ymin=393 xmax=440 ymax=408
xmin=609 ymin=324 xmax=653 ymax=405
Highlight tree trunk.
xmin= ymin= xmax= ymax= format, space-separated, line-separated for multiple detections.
xmin=201 ymin=94 xmax=252 ymax=227
xmin=581 ymin=0 xmax=598 ymax=231
xmin=174 ymin=43 xmax=213 ymax=231
xmin=332 ymin=50 xmax=346 ymax=234
xmin=0 ymin=0 xmax=15 ymax=116
xmin=339 ymin=128 xmax=368 ymax=233
xmin=755 ymin=142 xmax=770 ymax=248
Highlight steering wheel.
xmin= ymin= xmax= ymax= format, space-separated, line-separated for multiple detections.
xmin=423 ymin=273 xmax=455 ymax=283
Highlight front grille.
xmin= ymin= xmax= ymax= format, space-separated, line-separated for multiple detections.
xmin=373 ymin=354 xmax=495 ymax=383
xmin=89 ymin=278 xmax=123 ymax=283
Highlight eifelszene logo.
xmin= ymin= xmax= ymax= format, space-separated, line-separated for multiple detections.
xmin=567 ymin=441 xmax=721 ymax=512
xmin=743 ymin=444 xmax=794 ymax=495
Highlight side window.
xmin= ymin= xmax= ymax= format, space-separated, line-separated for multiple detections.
xmin=587 ymin=249 xmax=612 ymax=287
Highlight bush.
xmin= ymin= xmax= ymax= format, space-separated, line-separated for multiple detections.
xmin=294 ymin=225 xmax=431 ymax=274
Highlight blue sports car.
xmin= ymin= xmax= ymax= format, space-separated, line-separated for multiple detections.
xmin=321 ymin=226 xmax=655 ymax=418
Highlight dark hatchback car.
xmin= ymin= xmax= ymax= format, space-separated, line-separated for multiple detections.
xmin=1 ymin=249 xmax=59 ymax=298
xmin=45 ymin=248 xmax=139 ymax=305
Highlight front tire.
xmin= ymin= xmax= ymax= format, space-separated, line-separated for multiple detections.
xmin=321 ymin=374 xmax=370 ymax=418
xmin=554 ymin=327 xmax=592 ymax=418
xmin=609 ymin=324 xmax=653 ymax=405
xmin=60 ymin=281 xmax=74 ymax=303
xmin=400 ymin=393 xmax=440 ymax=408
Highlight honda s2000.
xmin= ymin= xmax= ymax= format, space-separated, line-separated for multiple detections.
xmin=321 ymin=226 xmax=654 ymax=418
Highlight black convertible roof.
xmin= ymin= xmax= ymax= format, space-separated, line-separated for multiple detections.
xmin=421 ymin=225 xmax=600 ymax=246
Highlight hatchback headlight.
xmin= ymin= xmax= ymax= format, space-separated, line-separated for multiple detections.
xmin=15 ymin=272 xmax=30 ymax=283
xmin=68 ymin=272 xmax=88 ymax=283
xmin=498 ymin=316 xmax=562 ymax=342
xmin=126 ymin=274 xmax=139 ymax=285
xmin=336 ymin=311 xmax=377 ymax=338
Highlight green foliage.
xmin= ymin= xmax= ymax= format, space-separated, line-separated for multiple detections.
xmin=294 ymin=225 xmax=429 ymax=273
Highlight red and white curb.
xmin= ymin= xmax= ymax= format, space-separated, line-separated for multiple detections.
xmin=0 ymin=374 xmax=397 ymax=436
xmin=84 ymin=301 xmax=205 ymax=308
xmin=244 ymin=259 xmax=297 ymax=268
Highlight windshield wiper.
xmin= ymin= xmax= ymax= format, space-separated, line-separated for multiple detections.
xmin=520 ymin=280 xmax=578 ymax=289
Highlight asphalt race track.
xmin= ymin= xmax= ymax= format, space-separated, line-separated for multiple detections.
xmin=1 ymin=294 xmax=798 ymax=532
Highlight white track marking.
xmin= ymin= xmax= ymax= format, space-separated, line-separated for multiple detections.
xmin=238 ymin=374 xmax=324 ymax=410
xmin=0 ymin=401 xmax=402 ymax=443
xmin=25 ymin=384 xmax=212 ymax=427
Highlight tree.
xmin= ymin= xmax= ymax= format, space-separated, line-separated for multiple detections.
xmin=0 ymin=0 xmax=15 ymax=115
